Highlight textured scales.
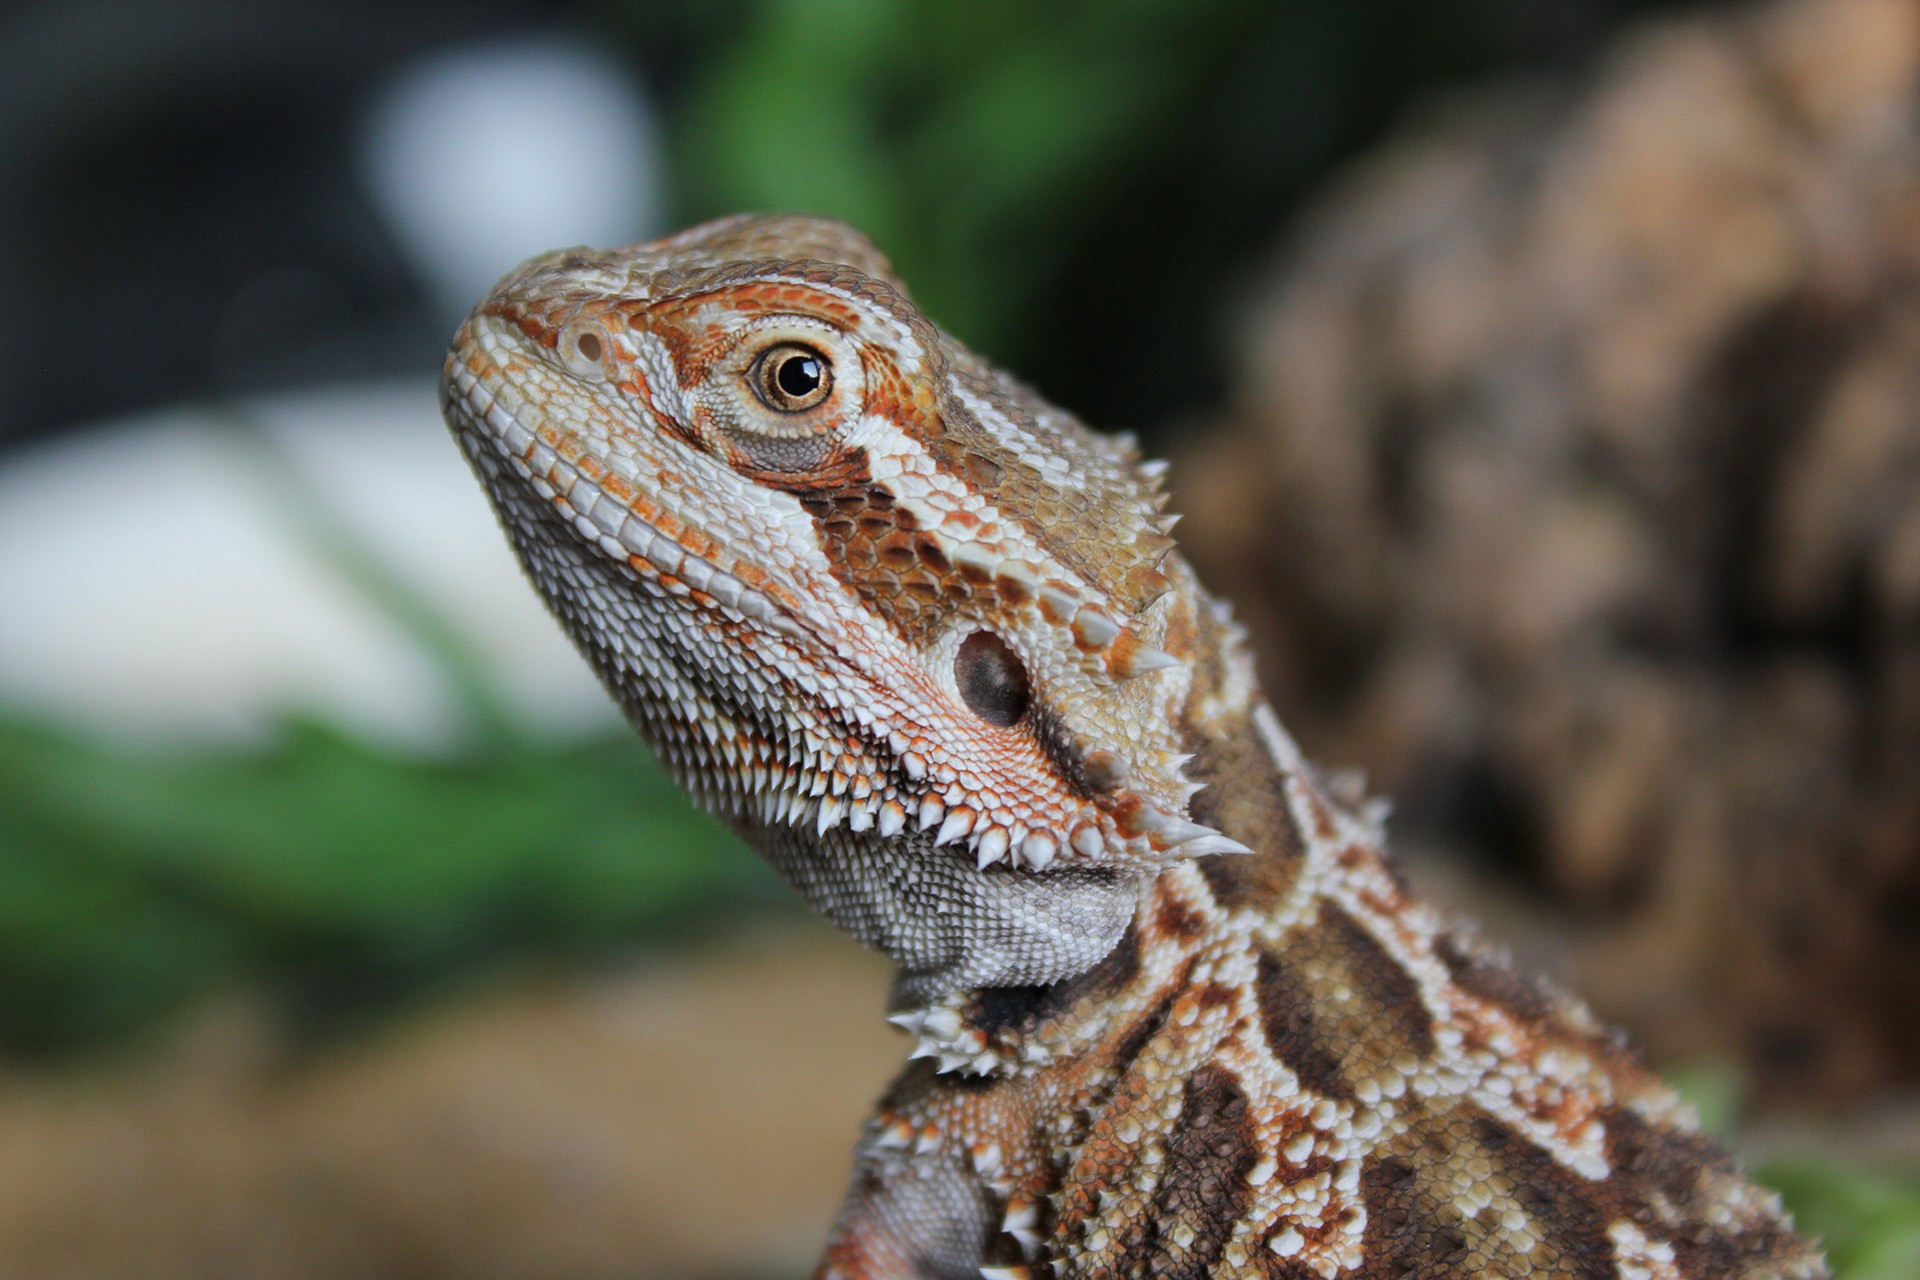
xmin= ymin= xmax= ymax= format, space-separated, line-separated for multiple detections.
xmin=440 ymin=213 xmax=1829 ymax=1280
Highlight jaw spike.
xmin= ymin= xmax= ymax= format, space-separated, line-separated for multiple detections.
xmin=1107 ymin=634 xmax=1181 ymax=678
xmin=872 ymin=1117 xmax=914 ymax=1150
xmin=935 ymin=807 xmax=976 ymax=847
xmin=816 ymin=794 xmax=847 ymax=835
xmin=1151 ymin=815 xmax=1216 ymax=847
xmin=1121 ymin=644 xmax=1175 ymax=675
xmin=975 ymin=826 xmax=1010 ymax=868
xmin=1175 ymin=832 xmax=1254 ymax=857
xmin=917 ymin=795 xmax=946 ymax=830
xmin=1003 ymin=1199 xmax=1042 ymax=1256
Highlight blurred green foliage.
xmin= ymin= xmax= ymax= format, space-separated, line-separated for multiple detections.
xmin=1672 ymin=1067 xmax=1920 ymax=1278
xmin=668 ymin=0 xmax=1253 ymax=353
xmin=1762 ymin=1162 xmax=1920 ymax=1280
xmin=0 ymin=712 xmax=773 ymax=1055
xmin=0 ymin=410 xmax=775 ymax=1056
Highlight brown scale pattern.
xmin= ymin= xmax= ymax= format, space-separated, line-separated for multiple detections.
xmin=796 ymin=537 xmax=1819 ymax=1279
xmin=1252 ymin=949 xmax=1351 ymax=1103
xmin=853 ymin=758 xmax=1823 ymax=1277
xmin=1135 ymin=1066 xmax=1261 ymax=1278
xmin=796 ymin=483 xmax=965 ymax=645
xmin=444 ymin=212 xmax=1829 ymax=1280
xmin=1268 ymin=901 xmax=1438 ymax=1085
xmin=641 ymin=213 xmax=911 ymax=292
xmin=1179 ymin=610 xmax=1306 ymax=911
xmin=932 ymin=348 xmax=1177 ymax=619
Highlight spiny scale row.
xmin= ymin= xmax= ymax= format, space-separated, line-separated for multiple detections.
xmin=753 ymin=774 xmax=1250 ymax=874
xmin=653 ymin=695 xmax=1253 ymax=874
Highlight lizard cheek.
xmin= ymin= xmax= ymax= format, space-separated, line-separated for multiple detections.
xmin=954 ymin=631 xmax=1030 ymax=727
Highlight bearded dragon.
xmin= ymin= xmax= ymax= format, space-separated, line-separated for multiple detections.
xmin=439 ymin=214 xmax=1828 ymax=1280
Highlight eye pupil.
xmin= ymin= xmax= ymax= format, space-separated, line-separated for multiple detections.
xmin=776 ymin=354 xmax=821 ymax=397
xmin=955 ymin=632 xmax=1030 ymax=727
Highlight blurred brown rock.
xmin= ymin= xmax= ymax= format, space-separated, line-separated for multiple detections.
xmin=0 ymin=927 xmax=898 ymax=1280
xmin=1184 ymin=0 xmax=1920 ymax=1103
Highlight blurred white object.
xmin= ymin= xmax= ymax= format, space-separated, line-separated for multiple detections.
xmin=361 ymin=39 xmax=663 ymax=322
xmin=0 ymin=380 xmax=616 ymax=748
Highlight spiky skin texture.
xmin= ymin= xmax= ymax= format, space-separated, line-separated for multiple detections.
xmin=440 ymin=215 xmax=1828 ymax=1280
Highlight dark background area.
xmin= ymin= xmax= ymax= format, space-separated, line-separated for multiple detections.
xmin=2 ymin=0 xmax=1691 ymax=451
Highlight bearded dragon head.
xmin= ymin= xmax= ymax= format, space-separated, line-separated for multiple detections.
xmin=442 ymin=214 xmax=1245 ymax=993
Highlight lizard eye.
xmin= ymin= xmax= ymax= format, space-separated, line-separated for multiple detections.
xmin=955 ymin=632 xmax=1029 ymax=727
xmin=749 ymin=343 xmax=832 ymax=412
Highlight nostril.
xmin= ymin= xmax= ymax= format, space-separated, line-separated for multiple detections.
xmin=559 ymin=324 xmax=610 ymax=379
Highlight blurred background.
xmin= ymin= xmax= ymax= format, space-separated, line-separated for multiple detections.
xmin=1 ymin=0 xmax=1917 ymax=1276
